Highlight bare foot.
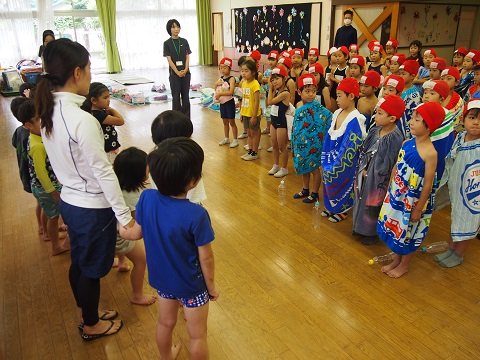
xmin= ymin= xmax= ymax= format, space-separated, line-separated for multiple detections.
xmin=38 ymin=227 xmax=44 ymax=235
xmin=118 ymin=261 xmax=131 ymax=272
xmin=381 ymin=258 xmax=401 ymax=274
xmin=51 ymin=242 xmax=70 ymax=256
xmin=171 ymin=344 xmax=181 ymax=359
xmin=83 ymin=319 xmax=122 ymax=336
xmin=387 ymin=263 xmax=409 ymax=278
xmin=130 ymin=293 xmax=156 ymax=306
xmin=59 ymin=224 xmax=68 ymax=231
xmin=59 ymin=231 xmax=68 ymax=240
xmin=112 ymin=257 xmax=119 ymax=268
xmin=42 ymin=234 xmax=51 ymax=242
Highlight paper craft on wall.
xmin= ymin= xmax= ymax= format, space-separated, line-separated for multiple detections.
xmin=234 ymin=4 xmax=312 ymax=54
xmin=397 ymin=4 xmax=461 ymax=46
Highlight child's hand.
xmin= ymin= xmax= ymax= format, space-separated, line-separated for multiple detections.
xmin=250 ymin=116 xmax=257 ymax=125
xmin=208 ymin=287 xmax=220 ymax=301
xmin=329 ymin=73 xmax=336 ymax=82
xmin=51 ymin=190 xmax=60 ymax=205
xmin=410 ymin=208 xmax=422 ymax=223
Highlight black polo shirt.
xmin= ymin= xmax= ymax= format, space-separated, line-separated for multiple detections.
xmin=163 ymin=37 xmax=192 ymax=75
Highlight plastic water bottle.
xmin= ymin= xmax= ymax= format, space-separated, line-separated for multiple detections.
xmin=312 ymin=201 xmax=321 ymax=228
xmin=278 ymin=180 xmax=286 ymax=206
xmin=420 ymin=241 xmax=448 ymax=253
xmin=368 ymin=252 xmax=395 ymax=265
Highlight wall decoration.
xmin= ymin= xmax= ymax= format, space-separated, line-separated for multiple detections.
xmin=398 ymin=4 xmax=460 ymax=46
xmin=234 ymin=3 xmax=312 ymax=54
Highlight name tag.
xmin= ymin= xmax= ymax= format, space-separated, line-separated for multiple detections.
xmin=176 ymin=61 xmax=183 ymax=66
xmin=335 ymin=75 xmax=344 ymax=81
xmin=270 ymin=105 xmax=279 ymax=117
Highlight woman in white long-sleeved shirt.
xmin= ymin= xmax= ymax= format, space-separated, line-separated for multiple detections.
xmin=35 ymin=38 xmax=133 ymax=342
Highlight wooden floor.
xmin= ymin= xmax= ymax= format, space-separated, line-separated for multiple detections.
xmin=1 ymin=66 xmax=480 ymax=360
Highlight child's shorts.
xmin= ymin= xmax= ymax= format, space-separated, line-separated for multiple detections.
xmin=32 ymin=183 xmax=62 ymax=219
xmin=220 ymin=98 xmax=235 ymax=119
xmin=115 ymin=235 xmax=136 ymax=256
xmin=242 ymin=116 xmax=261 ymax=131
xmin=271 ymin=115 xmax=288 ymax=129
xmin=157 ymin=289 xmax=210 ymax=308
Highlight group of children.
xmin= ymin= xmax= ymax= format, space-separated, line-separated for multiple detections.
xmin=210 ymin=40 xmax=480 ymax=279
xmin=11 ymin=37 xmax=216 ymax=357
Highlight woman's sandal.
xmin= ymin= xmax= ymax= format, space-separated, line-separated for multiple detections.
xmin=328 ymin=213 xmax=347 ymax=223
xmin=81 ymin=320 xmax=123 ymax=342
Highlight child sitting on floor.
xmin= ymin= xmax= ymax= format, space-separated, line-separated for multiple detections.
xmin=322 ymin=77 xmax=366 ymax=222
xmin=352 ymin=95 xmax=405 ymax=245
xmin=113 ymin=148 xmax=156 ymax=306
xmin=292 ymin=74 xmax=332 ymax=204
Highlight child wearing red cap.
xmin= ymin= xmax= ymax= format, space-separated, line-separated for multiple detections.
xmin=215 ymin=58 xmax=238 ymax=148
xmin=353 ymin=95 xmax=405 ymax=245
xmin=465 ymin=64 xmax=480 ymax=102
xmin=422 ymin=80 xmax=455 ymax=183
xmin=328 ymin=46 xmax=350 ymax=102
xmin=246 ymin=50 xmax=264 ymax=84
xmin=325 ymin=47 xmax=337 ymax=93
xmin=434 ymin=99 xmax=480 ymax=268
xmin=358 ymin=70 xmax=381 ymax=129
xmin=261 ymin=50 xmax=280 ymax=136
xmin=452 ymin=47 xmax=468 ymax=73
xmin=441 ymin=67 xmax=464 ymax=132
xmin=382 ymin=74 xmax=405 ymax=96
xmin=348 ymin=44 xmax=359 ymax=59
xmin=389 ymin=53 xmax=406 ymax=75
xmin=384 ymin=39 xmax=398 ymax=75
xmin=240 ymin=60 xmax=262 ymax=161
xmin=305 ymin=48 xmax=320 ymax=71
xmin=292 ymin=74 xmax=332 ymax=204
xmin=414 ymin=49 xmax=437 ymax=95
xmin=398 ymin=60 xmax=422 ymax=139
xmin=368 ymin=44 xmax=387 ymax=78
xmin=377 ymin=102 xmax=443 ymax=278
xmin=267 ymin=66 xmax=291 ymax=178
xmin=308 ymin=63 xmax=333 ymax=112
xmin=429 ymin=57 xmax=447 ymax=80
xmin=348 ymin=55 xmax=365 ymax=83
xmin=290 ymin=48 xmax=306 ymax=107
xmin=321 ymin=78 xmax=366 ymax=222
xmin=456 ymin=50 xmax=480 ymax=99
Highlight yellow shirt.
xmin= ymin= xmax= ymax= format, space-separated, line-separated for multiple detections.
xmin=240 ymin=80 xmax=261 ymax=117
xmin=29 ymin=133 xmax=55 ymax=193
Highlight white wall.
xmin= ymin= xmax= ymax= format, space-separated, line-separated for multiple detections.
xmin=211 ymin=0 xmax=332 ymax=56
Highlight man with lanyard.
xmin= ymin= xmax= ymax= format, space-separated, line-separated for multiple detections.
xmin=163 ymin=19 xmax=192 ymax=117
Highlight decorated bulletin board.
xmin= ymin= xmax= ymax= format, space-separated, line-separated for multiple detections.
xmin=397 ymin=4 xmax=461 ymax=46
xmin=234 ymin=4 xmax=312 ymax=54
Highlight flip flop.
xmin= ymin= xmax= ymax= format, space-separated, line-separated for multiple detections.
xmin=81 ymin=320 xmax=123 ymax=342
xmin=99 ymin=310 xmax=118 ymax=320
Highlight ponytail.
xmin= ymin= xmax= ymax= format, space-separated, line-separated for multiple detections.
xmin=35 ymin=38 xmax=90 ymax=137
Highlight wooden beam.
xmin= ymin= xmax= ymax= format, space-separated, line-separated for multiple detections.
xmin=357 ymin=6 xmax=392 ymax=45
xmin=390 ymin=2 xmax=400 ymax=40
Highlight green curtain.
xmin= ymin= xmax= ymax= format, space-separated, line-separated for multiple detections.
xmin=96 ymin=0 xmax=122 ymax=72
xmin=196 ymin=0 xmax=213 ymax=65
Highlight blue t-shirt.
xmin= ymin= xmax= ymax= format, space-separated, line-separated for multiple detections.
xmin=136 ymin=189 xmax=215 ymax=297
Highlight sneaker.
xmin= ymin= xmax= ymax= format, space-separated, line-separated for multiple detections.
xmin=268 ymin=165 xmax=280 ymax=175
xmin=303 ymin=193 xmax=319 ymax=203
xmin=230 ymin=140 xmax=239 ymax=148
xmin=267 ymin=146 xmax=273 ymax=152
xmin=241 ymin=150 xmax=252 ymax=159
xmin=244 ymin=144 xmax=250 ymax=150
xmin=238 ymin=132 xmax=248 ymax=139
xmin=261 ymin=128 xmax=270 ymax=134
xmin=274 ymin=168 xmax=288 ymax=178
xmin=243 ymin=152 xmax=259 ymax=161
xmin=219 ymin=138 xmax=230 ymax=146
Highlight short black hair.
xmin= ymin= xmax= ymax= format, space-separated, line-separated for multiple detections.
xmin=238 ymin=56 xmax=247 ymax=67
xmin=344 ymin=9 xmax=354 ymax=17
xmin=10 ymin=97 xmax=34 ymax=124
xmin=465 ymin=108 xmax=480 ymax=119
xmin=166 ymin=19 xmax=180 ymax=36
xmin=151 ymin=110 xmax=193 ymax=145
xmin=19 ymin=82 xmax=35 ymax=98
xmin=473 ymin=64 xmax=480 ymax=72
xmin=113 ymin=147 xmax=148 ymax=192
xmin=148 ymin=137 xmax=204 ymax=196
xmin=410 ymin=40 xmax=422 ymax=49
